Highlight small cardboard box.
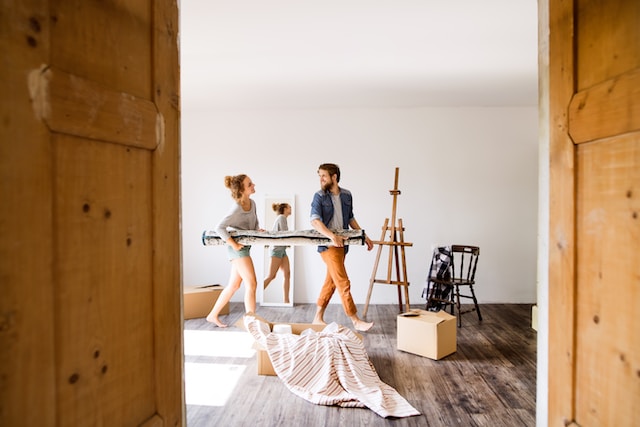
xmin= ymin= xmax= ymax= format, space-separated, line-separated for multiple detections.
xmin=183 ymin=284 xmax=228 ymax=319
xmin=237 ymin=315 xmax=357 ymax=376
xmin=397 ymin=309 xmax=456 ymax=360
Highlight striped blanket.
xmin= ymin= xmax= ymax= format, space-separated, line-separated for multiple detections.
xmin=244 ymin=315 xmax=420 ymax=418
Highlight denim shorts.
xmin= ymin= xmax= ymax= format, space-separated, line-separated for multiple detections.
xmin=227 ymin=245 xmax=251 ymax=260
xmin=269 ymin=246 xmax=287 ymax=259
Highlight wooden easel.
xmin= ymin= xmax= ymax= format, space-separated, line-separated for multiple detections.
xmin=363 ymin=167 xmax=413 ymax=317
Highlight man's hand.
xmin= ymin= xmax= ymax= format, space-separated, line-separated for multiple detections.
xmin=331 ymin=233 xmax=347 ymax=247
xmin=365 ymin=235 xmax=374 ymax=251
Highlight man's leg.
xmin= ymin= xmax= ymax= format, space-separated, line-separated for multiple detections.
xmin=314 ymin=259 xmax=337 ymax=324
xmin=319 ymin=247 xmax=373 ymax=331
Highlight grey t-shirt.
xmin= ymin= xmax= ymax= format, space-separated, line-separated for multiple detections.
xmin=272 ymin=214 xmax=289 ymax=250
xmin=215 ymin=199 xmax=260 ymax=241
xmin=328 ymin=193 xmax=343 ymax=230
xmin=272 ymin=214 xmax=288 ymax=232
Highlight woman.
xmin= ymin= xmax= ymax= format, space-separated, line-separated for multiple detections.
xmin=206 ymin=174 xmax=263 ymax=327
xmin=263 ymin=202 xmax=292 ymax=304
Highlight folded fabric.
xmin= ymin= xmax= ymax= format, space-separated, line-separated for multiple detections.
xmin=244 ymin=315 xmax=420 ymax=418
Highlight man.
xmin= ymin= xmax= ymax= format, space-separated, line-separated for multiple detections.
xmin=310 ymin=163 xmax=374 ymax=332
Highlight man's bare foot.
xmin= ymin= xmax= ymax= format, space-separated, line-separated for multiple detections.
xmin=353 ymin=319 xmax=374 ymax=332
xmin=206 ymin=314 xmax=228 ymax=328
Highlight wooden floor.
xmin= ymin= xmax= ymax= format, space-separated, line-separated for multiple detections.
xmin=184 ymin=303 xmax=537 ymax=427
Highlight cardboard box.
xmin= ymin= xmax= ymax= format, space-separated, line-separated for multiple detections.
xmin=397 ymin=309 xmax=456 ymax=360
xmin=237 ymin=315 xmax=357 ymax=376
xmin=183 ymin=284 xmax=228 ymax=319
xmin=254 ymin=320 xmax=325 ymax=376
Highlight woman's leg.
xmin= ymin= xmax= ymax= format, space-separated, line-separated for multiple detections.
xmin=234 ymin=256 xmax=258 ymax=313
xmin=206 ymin=264 xmax=242 ymax=327
xmin=280 ymin=255 xmax=291 ymax=303
xmin=263 ymin=256 xmax=283 ymax=289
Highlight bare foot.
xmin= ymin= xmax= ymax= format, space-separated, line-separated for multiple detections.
xmin=312 ymin=316 xmax=327 ymax=325
xmin=353 ymin=319 xmax=374 ymax=332
xmin=206 ymin=314 xmax=228 ymax=328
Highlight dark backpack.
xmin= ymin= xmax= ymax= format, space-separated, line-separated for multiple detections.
xmin=422 ymin=246 xmax=452 ymax=311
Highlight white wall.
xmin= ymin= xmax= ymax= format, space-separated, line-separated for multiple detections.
xmin=181 ymin=106 xmax=538 ymax=307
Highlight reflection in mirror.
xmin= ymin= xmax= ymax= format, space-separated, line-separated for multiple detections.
xmin=261 ymin=195 xmax=295 ymax=307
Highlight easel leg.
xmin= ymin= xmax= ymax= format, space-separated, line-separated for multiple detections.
xmin=393 ymin=244 xmax=403 ymax=312
xmin=363 ymin=218 xmax=388 ymax=318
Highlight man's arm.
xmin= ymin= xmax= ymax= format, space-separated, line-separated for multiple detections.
xmin=349 ymin=218 xmax=373 ymax=250
xmin=311 ymin=218 xmax=346 ymax=247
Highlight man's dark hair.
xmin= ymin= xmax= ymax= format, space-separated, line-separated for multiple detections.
xmin=318 ymin=163 xmax=340 ymax=183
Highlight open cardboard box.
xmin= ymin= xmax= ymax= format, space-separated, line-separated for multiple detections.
xmin=397 ymin=309 xmax=457 ymax=360
xmin=236 ymin=314 xmax=361 ymax=376
xmin=183 ymin=284 xmax=228 ymax=319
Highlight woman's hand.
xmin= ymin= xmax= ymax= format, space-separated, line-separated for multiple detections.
xmin=227 ymin=237 xmax=243 ymax=251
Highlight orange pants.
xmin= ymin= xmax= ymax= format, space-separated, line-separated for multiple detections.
xmin=317 ymin=247 xmax=357 ymax=316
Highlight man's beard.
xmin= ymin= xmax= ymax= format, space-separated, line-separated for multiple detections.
xmin=321 ymin=181 xmax=333 ymax=192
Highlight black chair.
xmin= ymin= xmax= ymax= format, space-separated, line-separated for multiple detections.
xmin=425 ymin=245 xmax=482 ymax=327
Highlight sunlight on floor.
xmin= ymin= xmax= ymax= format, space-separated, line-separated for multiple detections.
xmin=184 ymin=330 xmax=255 ymax=358
xmin=184 ymin=329 xmax=256 ymax=406
xmin=184 ymin=362 xmax=246 ymax=406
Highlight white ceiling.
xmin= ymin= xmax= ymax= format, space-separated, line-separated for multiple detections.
xmin=180 ymin=1 xmax=539 ymax=109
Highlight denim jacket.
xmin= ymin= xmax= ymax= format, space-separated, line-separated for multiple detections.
xmin=310 ymin=187 xmax=354 ymax=253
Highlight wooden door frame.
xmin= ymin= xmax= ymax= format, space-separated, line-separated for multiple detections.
xmin=546 ymin=0 xmax=577 ymax=425
xmin=150 ymin=1 xmax=184 ymax=425
xmin=0 ymin=2 xmax=183 ymax=426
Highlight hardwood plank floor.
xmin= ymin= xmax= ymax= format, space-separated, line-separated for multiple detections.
xmin=184 ymin=303 xmax=536 ymax=427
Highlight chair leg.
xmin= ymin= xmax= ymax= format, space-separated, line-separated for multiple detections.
xmin=455 ymin=285 xmax=462 ymax=328
xmin=448 ymin=286 xmax=455 ymax=316
xmin=470 ymin=285 xmax=482 ymax=322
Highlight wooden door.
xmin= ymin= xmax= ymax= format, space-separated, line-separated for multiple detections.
xmin=0 ymin=1 xmax=182 ymax=426
xmin=546 ymin=1 xmax=640 ymax=425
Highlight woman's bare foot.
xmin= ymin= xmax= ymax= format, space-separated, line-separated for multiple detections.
xmin=206 ymin=314 xmax=228 ymax=328
xmin=312 ymin=316 xmax=327 ymax=325
xmin=352 ymin=318 xmax=374 ymax=332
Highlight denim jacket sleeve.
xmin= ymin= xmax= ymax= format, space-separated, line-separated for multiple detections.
xmin=310 ymin=190 xmax=329 ymax=226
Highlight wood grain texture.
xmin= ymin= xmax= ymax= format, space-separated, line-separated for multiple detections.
xmin=151 ymin=0 xmax=183 ymax=425
xmin=0 ymin=2 xmax=56 ymax=426
xmin=184 ymin=303 xmax=537 ymax=427
xmin=569 ymin=68 xmax=640 ymax=143
xmin=546 ymin=0 xmax=578 ymax=424
xmin=575 ymin=133 xmax=640 ymax=426
xmin=31 ymin=66 xmax=160 ymax=149
xmin=1 ymin=1 xmax=183 ymax=426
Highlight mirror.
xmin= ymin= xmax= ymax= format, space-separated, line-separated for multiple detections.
xmin=261 ymin=195 xmax=295 ymax=307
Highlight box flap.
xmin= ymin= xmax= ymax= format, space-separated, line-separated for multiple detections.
xmin=235 ymin=314 xmax=326 ymax=335
xmin=234 ymin=313 xmax=272 ymax=330
xmin=183 ymin=284 xmax=223 ymax=294
xmin=399 ymin=309 xmax=453 ymax=325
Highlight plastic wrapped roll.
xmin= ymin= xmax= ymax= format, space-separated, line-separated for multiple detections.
xmin=202 ymin=229 xmax=366 ymax=246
